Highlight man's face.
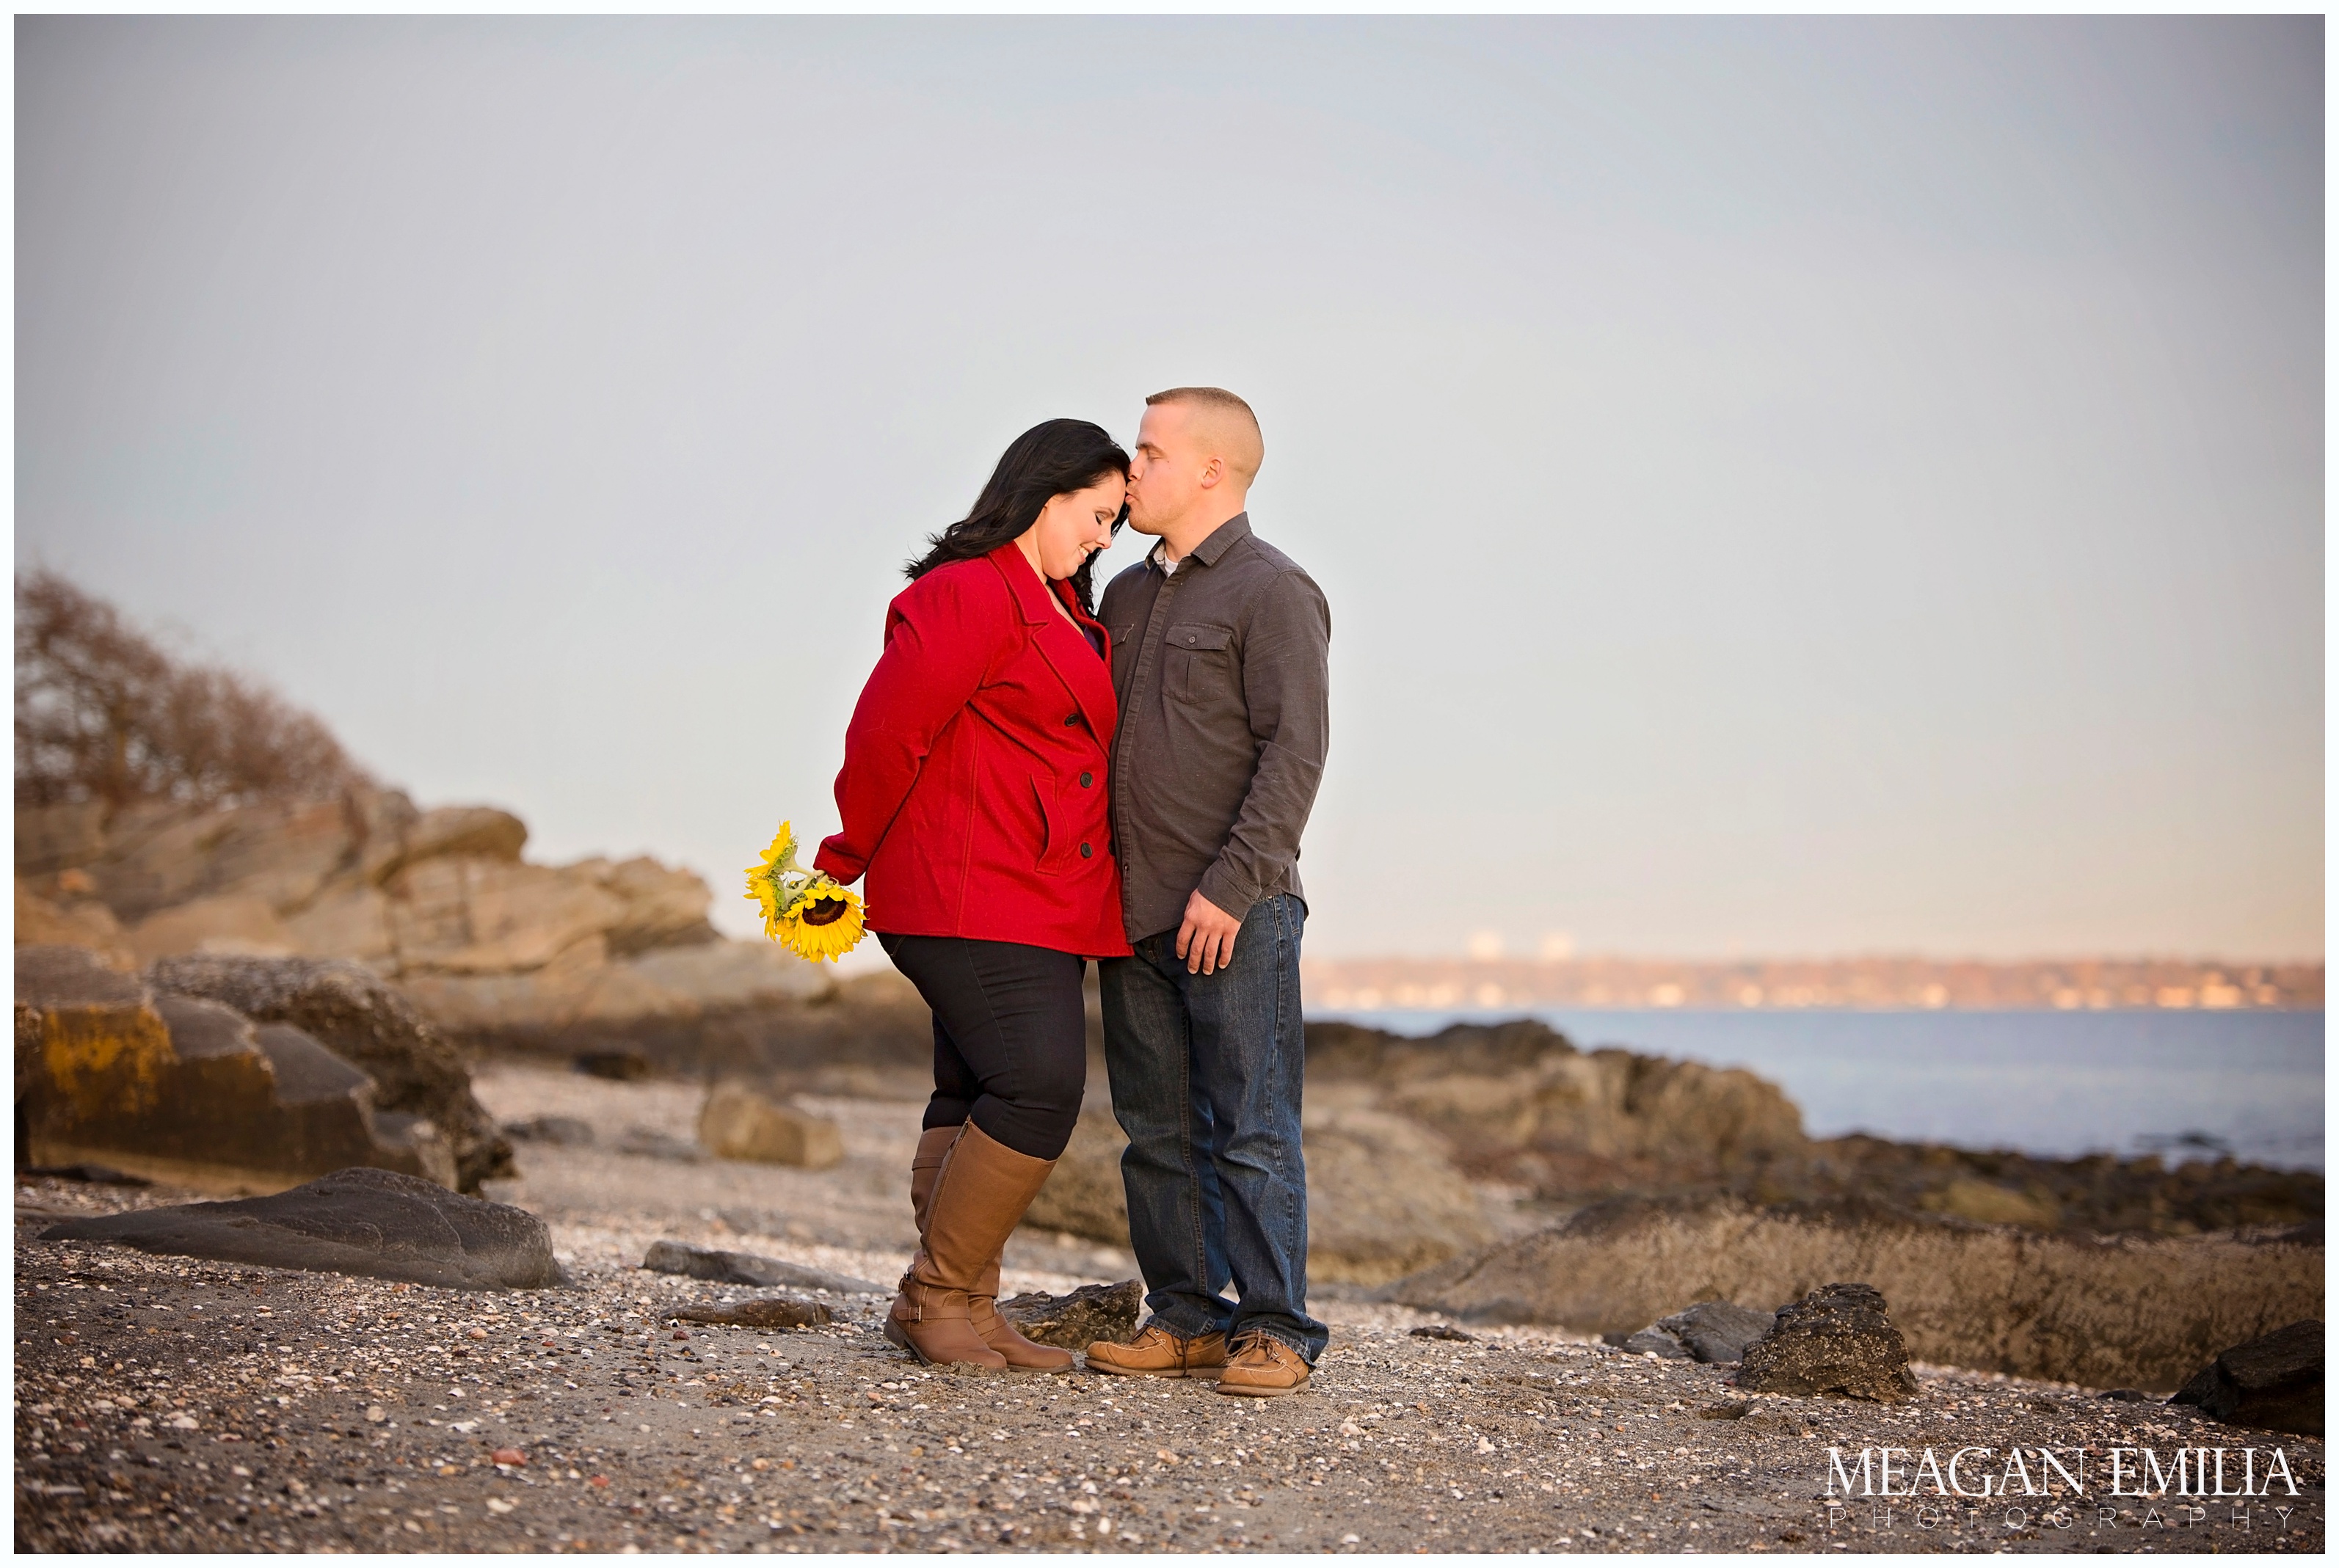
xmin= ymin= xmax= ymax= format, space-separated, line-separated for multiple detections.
xmin=1125 ymin=402 xmax=1207 ymax=536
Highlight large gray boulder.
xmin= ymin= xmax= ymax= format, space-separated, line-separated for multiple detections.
xmin=27 ymin=787 xmax=755 ymax=1045
xmin=145 ymin=954 xmax=512 ymax=1192
xmin=1302 ymin=1108 xmax=1494 ymax=1285
xmin=1303 ymin=1018 xmax=1808 ymax=1182
xmin=15 ymin=875 xmax=130 ymax=963
xmin=1022 ymin=1105 xmax=1493 ymax=1286
xmin=86 ymin=796 xmax=357 ymax=925
xmin=37 ymin=1167 xmax=564 ymax=1290
xmin=2171 ymin=1319 xmax=2323 ymax=1435
xmin=1735 ymin=1282 xmax=1919 ymax=1402
xmin=364 ymin=803 xmax=527 ymax=883
xmin=1023 ymin=1112 xmax=1135 ymax=1246
xmin=16 ymin=945 xmax=450 ymax=1192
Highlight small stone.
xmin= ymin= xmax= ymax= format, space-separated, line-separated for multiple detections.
xmin=1615 ymin=1327 xmax=1690 ymax=1359
xmin=503 ymin=1116 xmax=595 ymax=1147
xmin=672 ymin=1298 xmax=831 ymax=1330
xmin=997 ymin=1281 xmax=1142 ymax=1349
xmin=491 ymin=1448 xmax=526 ymax=1467
xmin=1735 ymin=1283 xmax=1918 ymax=1402
xmin=640 ymin=1239 xmax=884 ymax=1295
xmin=696 ymin=1082 xmax=844 ymax=1169
xmin=616 ymin=1126 xmax=709 ymax=1163
xmin=1655 ymin=1301 xmax=1778 ymax=1365
xmin=1408 ymin=1324 xmax=1476 ymax=1342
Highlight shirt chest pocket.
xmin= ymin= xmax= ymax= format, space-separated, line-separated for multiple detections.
xmin=1165 ymin=623 xmax=1234 ymax=701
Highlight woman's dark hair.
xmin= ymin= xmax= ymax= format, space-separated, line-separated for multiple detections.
xmin=907 ymin=419 xmax=1129 ymax=613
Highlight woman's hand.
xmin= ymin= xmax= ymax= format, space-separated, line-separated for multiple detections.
xmin=1175 ymin=890 xmax=1242 ymax=975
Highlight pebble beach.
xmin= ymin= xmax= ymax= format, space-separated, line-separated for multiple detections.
xmin=13 ymin=1066 xmax=2325 ymax=1555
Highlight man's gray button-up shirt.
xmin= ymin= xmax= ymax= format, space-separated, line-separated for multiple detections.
xmin=1099 ymin=512 xmax=1332 ymax=943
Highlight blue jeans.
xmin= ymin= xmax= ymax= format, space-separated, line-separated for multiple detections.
xmin=1098 ymin=892 xmax=1326 ymax=1363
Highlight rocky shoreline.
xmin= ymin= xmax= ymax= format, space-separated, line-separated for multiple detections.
xmin=17 ymin=932 xmax=2324 ymax=1395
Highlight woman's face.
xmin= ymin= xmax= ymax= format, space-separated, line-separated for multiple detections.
xmin=1025 ymin=473 xmax=1126 ymax=580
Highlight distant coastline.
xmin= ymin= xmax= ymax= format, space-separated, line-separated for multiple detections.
xmin=1310 ymin=1005 xmax=2325 ymax=1170
xmin=1301 ymin=955 xmax=2322 ymax=1013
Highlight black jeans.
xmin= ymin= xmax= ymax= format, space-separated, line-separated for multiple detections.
xmin=878 ymin=933 xmax=1088 ymax=1162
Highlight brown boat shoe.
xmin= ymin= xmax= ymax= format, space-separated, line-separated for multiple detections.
xmin=1084 ymin=1324 xmax=1229 ymax=1379
xmin=1213 ymin=1332 xmax=1312 ymax=1397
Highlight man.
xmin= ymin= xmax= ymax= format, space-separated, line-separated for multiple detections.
xmin=1083 ymin=387 xmax=1331 ymax=1397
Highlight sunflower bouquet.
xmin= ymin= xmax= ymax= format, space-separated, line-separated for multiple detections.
xmin=744 ymin=820 xmax=867 ymax=963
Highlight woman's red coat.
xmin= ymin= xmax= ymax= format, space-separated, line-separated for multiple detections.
xmin=814 ymin=543 xmax=1132 ymax=959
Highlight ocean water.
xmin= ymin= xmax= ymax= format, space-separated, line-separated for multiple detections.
xmin=1312 ymin=1007 xmax=2326 ymax=1171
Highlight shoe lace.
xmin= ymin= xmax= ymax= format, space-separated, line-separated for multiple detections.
xmin=1229 ymin=1332 xmax=1285 ymax=1364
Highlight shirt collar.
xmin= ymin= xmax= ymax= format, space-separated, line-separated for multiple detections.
xmin=1154 ymin=511 xmax=1251 ymax=574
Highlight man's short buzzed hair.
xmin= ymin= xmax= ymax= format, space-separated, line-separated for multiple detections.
xmin=1146 ymin=386 xmax=1264 ymax=484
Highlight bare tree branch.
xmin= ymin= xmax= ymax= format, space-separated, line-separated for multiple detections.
xmin=15 ymin=572 xmax=371 ymax=809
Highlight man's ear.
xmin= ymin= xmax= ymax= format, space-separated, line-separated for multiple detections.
xmin=1196 ymin=454 xmax=1225 ymax=491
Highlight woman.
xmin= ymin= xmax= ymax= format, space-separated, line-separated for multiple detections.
xmin=813 ymin=419 xmax=1131 ymax=1372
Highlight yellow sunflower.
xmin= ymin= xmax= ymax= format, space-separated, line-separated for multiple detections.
xmin=743 ymin=820 xmax=867 ymax=963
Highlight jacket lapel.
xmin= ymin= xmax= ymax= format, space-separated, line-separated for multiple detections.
xmin=986 ymin=546 xmax=1117 ymax=741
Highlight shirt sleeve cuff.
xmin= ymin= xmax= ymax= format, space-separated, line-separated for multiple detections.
xmin=1195 ymin=864 xmax=1261 ymax=925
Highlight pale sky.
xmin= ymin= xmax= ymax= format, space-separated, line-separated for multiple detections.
xmin=15 ymin=17 xmax=2323 ymax=960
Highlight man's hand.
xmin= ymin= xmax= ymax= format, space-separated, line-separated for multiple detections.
xmin=1175 ymin=890 xmax=1243 ymax=976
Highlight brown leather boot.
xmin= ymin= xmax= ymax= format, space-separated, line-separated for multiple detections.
xmin=904 ymin=1126 xmax=1066 ymax=1368
xmin=898 ymin=1124 xmax=964 ymax=1291
xmin=968 ymin=1257 xmax=1074 ymax=1373
xmin=884 ymin=1123 xmax=1056 ymax=1371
